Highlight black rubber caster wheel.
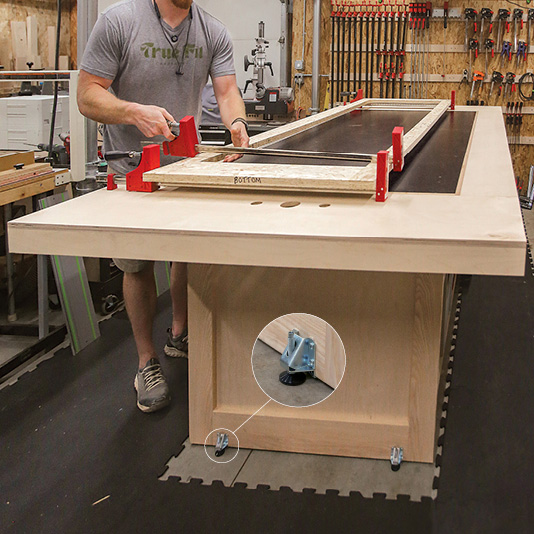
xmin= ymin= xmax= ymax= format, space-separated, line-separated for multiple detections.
xmin=391 ymin=464 xmax=401 ymax=472
xmin=214 ymin=449 xmax=225 ymax=457
xmin=101 ymin=294 xmax=119 ymax=315
xmin=279 ymin=370 xmax=306 ymax=386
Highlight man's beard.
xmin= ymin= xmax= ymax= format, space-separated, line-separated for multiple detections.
xmin=171 ymin=0 xmax=192 ymax=8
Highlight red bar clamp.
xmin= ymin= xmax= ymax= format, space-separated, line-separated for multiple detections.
xmin=107 ymin=173 xmax=117 ymax=190
xmin=126 ymin=144 xmax=161 ymax=192
xmin=376 ymin=150 xmax=390 ymax=203
xmin=350 ymin=88 xmax=364 ymax=103
xmin=451 ymin=89 xmax=456 ymax=111
xmin=392 ymin=127 xmax=404 ymax=172
xmin=162 ymin=115 xmax=199 ymax=157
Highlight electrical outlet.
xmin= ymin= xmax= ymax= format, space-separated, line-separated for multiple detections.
xmin=294 ymin=59 xmax=304 ymax=71
xmin=294 ymin=73 xmax=304 ymax=86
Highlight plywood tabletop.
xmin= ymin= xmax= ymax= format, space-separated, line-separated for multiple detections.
xmin=7 ymin=106 xmax=526 ymax=276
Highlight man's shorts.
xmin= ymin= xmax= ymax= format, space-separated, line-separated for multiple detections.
xmin=113 ymin=258 xmax=154 ymax=273
xmin=107 ymin=162 xmax=154 ymax=274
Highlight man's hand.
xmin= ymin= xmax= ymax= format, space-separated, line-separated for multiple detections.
xmin=128 ymin=103 xmax=176 ymax=140
xmin=224 ymin=121 xmax=250 ymax=163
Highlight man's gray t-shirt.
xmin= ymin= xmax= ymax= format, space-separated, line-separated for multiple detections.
xmin=80 ymin=0 xmax=234 ymax=175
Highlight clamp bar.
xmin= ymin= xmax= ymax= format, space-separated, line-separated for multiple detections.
xmin=197 ymin=145 xmax=375 ymax=163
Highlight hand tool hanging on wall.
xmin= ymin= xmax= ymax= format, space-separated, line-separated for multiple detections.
xmin=424 ymin=1 xmax=431 ymax=98
xmin=409 ymin=4 xmax=414 ymax=98
xmin=516 ymin=41 xmax=527 ymax=67
xmin=370 ymin=10 xmax=376 ymax=98
xmin=504 ymin=102 xmax=514 ymax=144
xmin=480 ymin=8 xmax=493 ymax=37
xmin=346 ymin=10 xmax=353 ymax=100
xmin=375 ymin=7 xmax=382 ymax=98
xmin=516 ymin=102 xmax=523 ymax=148
xmin=399 ymin=10 xmax=408 ymax=98
xmin=386 ymin=10 xmax=394 ymax=98
xmin=504 ymin=71 xmax=516 ymax=98
xmin=352 ymin=6 xmax=361 ymax=97
xmin=409 ymin=2 xmax=427 ymax=99
xmin=366 ymin=10 xmax=371 ymax=98
xmin=330 ymin=9 xmax=336 ymax=108
xmin=442 ymin=2 xmax=448 ymax=79
xmin=391 ymin=9 xmax=398 ymax=98
xmin=484 ymin=39 xmax=494 ymax=76
xmin=336 ymin=11 xmax=342 ymax=102
xmin=458 ymin=69 xmax=469 ymax=92
xmin=513 ymin=9 xmax=524 ymax=54
xmin=382 ymin=7 xmax=389 ymax=98
xmin=489 ymin=70 xmax=504 ymax=97
xmin=393 ymin=9 xmax=403 ymax=98
xmin=509 ymin=102 xmax=518 ymax=149
xmin=340 ymin=10 xmax=346 ymax=100
xmin=496 ymin=9 xmax=511 ymax=51
xmin=501 ymin=41 xmax=512 ymax=68
xmin=468 ymin=38 xmax=479 ymax=81
xmin=470 ymin=71 xmax=484 ymax=100
xmin=359 ymin=10 xmax=364 ymax=96
xmin=464 ymin=8 xmax=478 ymax=51
xmin=417 ymin=3 xmax=426 ymax=98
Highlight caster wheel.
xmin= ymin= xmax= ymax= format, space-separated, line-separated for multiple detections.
xmin=391 ymin=464 xmax=401 ymax=472
xmin=101 ymin=294 xmax=119 ymax=315
xmin=279 ymin=370 xmax=306 ymax=386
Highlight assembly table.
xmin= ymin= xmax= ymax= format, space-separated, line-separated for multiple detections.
xmin=7 ymin=102 xmax=526 ymax=464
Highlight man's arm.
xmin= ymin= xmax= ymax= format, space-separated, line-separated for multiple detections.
xmin=77 ymin=70 xmax=175 ymax=140
xmin=212 ymin=75 xmax=250 ymax=161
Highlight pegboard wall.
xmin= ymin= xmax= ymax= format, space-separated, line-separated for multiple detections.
xmin=292 ymin=0 xmax=534 ymax=191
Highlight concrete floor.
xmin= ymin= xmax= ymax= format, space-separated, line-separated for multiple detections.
xmin=251 ymin=340 xmax=334 ymax=407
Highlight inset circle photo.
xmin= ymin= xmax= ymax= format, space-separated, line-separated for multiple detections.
xmin=251 ymin=313 xmax=346 ymax=408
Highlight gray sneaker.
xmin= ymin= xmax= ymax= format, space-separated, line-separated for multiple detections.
xmin=164 ymin=328 xmax=188 ymax=358
xmin=134 ymin=358 xmax=170 ymax=413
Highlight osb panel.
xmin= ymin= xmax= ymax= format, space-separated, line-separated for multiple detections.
xmin=70 ymin=0 xmax=77 ymax=69
xmin=291 ymin=0 xmax=332 ymax=116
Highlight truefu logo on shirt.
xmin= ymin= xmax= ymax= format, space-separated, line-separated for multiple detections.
xmin=140 ymin=42 xmax=203 ymax=60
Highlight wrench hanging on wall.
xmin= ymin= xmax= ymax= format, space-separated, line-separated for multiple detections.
xmin=496 ymin=9 xmax=511 ymax=51
xmin=513 ymin=9 xmax=523 ymax=54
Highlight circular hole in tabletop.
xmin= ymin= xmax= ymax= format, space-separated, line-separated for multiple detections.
xmin=250 ymin=201 xmax=263 ymax=206
xmin=280 ymin=201 xmax=300 ymax=208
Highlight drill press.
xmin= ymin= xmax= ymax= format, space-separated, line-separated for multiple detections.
xmin=243 ymin=21 xmax=294 ymax=121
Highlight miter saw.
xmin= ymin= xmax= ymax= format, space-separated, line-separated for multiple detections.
xmin=243 ymin=21 xmax=294 ymax=121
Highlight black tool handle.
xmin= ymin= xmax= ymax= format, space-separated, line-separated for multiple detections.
xmin=104 ymin=151 xmax=140 ymax=161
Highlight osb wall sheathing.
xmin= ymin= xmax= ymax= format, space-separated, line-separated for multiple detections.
xmin=292 ymin=0 xmax=534 ymax=189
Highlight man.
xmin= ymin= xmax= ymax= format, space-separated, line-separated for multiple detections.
xmin=77 ymin=0 xmax=249 ymax=413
